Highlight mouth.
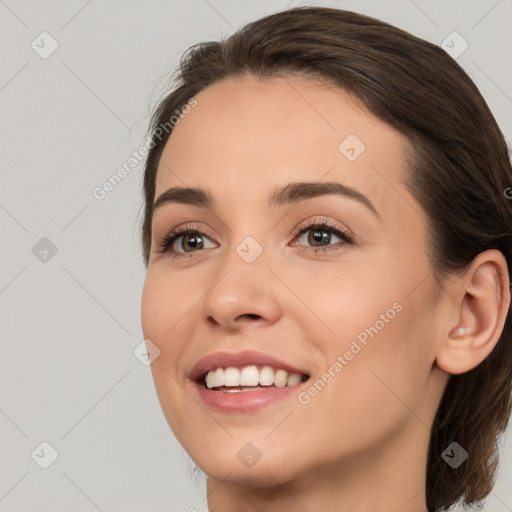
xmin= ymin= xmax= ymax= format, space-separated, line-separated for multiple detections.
xmin=189 ymin=350 xmax=311 ymax=412
xmin=200 ymin=364 xmax=309 ymax=391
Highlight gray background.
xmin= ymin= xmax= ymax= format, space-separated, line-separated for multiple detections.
xmin=1 ymin=0 xmax=511 ymax=510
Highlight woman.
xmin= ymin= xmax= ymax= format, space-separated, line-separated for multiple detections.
xmin=139 ymin=6 xmax=512 ymax=511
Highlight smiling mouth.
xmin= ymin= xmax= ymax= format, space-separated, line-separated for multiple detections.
xmin=200 ymin=365 xmax=310 ymax=392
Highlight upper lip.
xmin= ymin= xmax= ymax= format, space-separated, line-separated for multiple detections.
xmin=189 ymin=350 xmax=311 ymax=382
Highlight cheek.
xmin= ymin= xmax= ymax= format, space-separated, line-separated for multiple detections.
xmin=287 ymin=264 xmax=400 ymax=349
xmin=141 ymin=271 xmax=194 ymax=436
xmin=294 ymin=267 xmax=431 ymax=420
xmin=141 ymin=269 xmax=197 ymax=348
xmin=328 ymin=300 xmax=432 ymax=430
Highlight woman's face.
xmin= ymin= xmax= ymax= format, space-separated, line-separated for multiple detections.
xmin=141 ymin=75 xmax=449 ymax=486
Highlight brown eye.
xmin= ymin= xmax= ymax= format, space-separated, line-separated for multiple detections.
xmin=306 ymin=228 xmax=332 ymax=246
xmin=158 ymin=228 xmax=215 ymax=257
xmin=294 ymin=221 xmax=353 ymax=252
xmin=179 ymin=233 xmax=205 ymax=252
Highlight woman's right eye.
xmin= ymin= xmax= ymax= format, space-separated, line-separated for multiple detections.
xmin=158 ymin=228 xmax=216 ymax=258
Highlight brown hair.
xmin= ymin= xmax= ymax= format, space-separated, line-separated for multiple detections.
xmin=139 ymin=6 xmax=512 ymax=510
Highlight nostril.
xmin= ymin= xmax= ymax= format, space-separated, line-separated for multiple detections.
xmin=236 ymin=313 xmax=261 ymax=321
xmin=206 ymin=316 xmax=219 ymax=326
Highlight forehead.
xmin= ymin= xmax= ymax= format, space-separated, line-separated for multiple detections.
xmin=155 ymin=75 xmax=409 ymax=218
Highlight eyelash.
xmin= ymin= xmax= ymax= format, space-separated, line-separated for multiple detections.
xmin=157 ymin=220 xmax=354 ymax=259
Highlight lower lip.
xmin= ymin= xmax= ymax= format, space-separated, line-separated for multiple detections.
xmin=194 ymin=382 xmax=303 ymax=412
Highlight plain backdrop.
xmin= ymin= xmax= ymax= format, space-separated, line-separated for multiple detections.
xmin=1 ymin=0 xmax=511 ymax=511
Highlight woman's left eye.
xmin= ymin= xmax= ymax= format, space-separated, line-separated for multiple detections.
xmin=157 ymin=220 xmax=353 ymax=259
xmin=292 ymin=221 xmax=354 ymax=253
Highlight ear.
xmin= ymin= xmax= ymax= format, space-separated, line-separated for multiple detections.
xmin=435 ymin=249 xmax=511 ymax=375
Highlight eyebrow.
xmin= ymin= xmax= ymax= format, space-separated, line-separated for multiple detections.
xmin=152 ymin=181 xmax=380 ymax=218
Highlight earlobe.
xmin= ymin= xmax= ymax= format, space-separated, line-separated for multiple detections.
xmin=435 ymin=249 xmax=510 ymax=376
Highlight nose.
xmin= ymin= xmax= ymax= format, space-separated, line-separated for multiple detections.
xmin=200 ymin=265 xmax=282 ymax=331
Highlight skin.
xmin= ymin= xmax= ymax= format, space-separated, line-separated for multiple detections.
xmin=140 ymin=75 xmax=510 ymax=512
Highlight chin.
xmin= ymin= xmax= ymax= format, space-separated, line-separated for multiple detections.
xmin=182 ymin=433 xmax=304 ymax=486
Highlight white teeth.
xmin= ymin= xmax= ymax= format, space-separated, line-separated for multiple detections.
xmin=259 ymin=366 xmax=274 ymax=386
xmin=204 ymin=365 xmax=304 ymax=390
xmin=224 ymin=367 xmax=240 ymax=387
xmin=206 ymin=368 xmax=225 ymax=389
xmin=213 ymin=368 xmax=224 ymax=388
xmin=274 ymin=369 xmax=288 ymax=388
xmin=240 ymin=366 xmax=259 ymax=386
xmin=223 ymin=387 xmax=260 ymax=393
xmin=287 ymin=373 xmax=302 ymax=386
xmin=206 ymin=371 xmax=216 ymax=389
